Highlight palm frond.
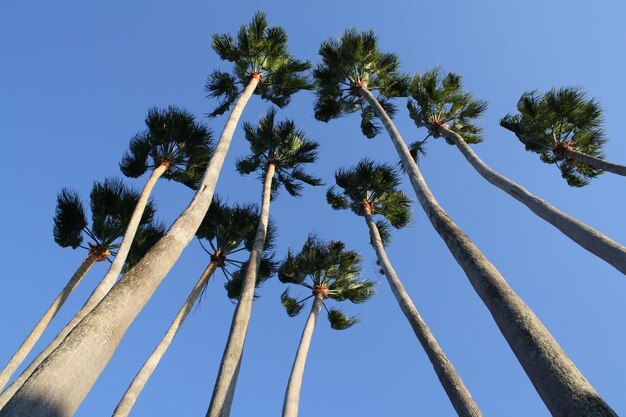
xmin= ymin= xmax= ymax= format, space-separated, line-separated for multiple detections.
xmin=327 ymin=308 xmax=359 ymax=330
xmin=280 ymin=289 xmax=304 ymax=317
xmin=53 ymin=188 xmax=88 ymax=249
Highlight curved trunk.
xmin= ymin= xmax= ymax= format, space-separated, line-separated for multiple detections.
xmin=364 ymin=211 xmax=482 ymax=417
xmin=0 ymin=253 xmax=99 ymax=391
xmin=281 ymin=294 xmax=323 ymax=417
xmin=0 ymin=165 xmax=167 ymax=406
xmin=439 ymin=125 xmax=626 ymax=275
xmin=206 ymin=163 xmax=275 ymax=417
xmin=359 ymin=87 xmax=616 ymax=417
xmin=0 ymin=77 xmax=259 ymax=417
xmin=561 ymin=147 xmax=626 ymax=177
xmin=112 ymin=262 xmax=217 ymax=417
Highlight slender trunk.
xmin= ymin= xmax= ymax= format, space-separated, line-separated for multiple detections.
xmin=359 ymin=87 xmax=616 ymax=416
xmin=560 ymin=147 xmax=626 ymax=176
xmin=281 ymin=294 xmax=323 ymax=417
xmin=0 ymin=166 xmax=167 ymax=406
xmin=440 ymin=125 xmax=626 ymax=275
xmin=0 ymin=254 xmax=98 ymax=391
xmin=0 ymin=77 xmax=260 ymax=417
xmin=364 ymin=211 xmax=482 ymax=416
xmin=206 ymin=163 xmax=275 ymax=417
xmin=112 ymin=262 xmax=217 ymax=417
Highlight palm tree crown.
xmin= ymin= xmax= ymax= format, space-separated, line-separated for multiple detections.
xmin=313 ymin=29 xmax=410 ymax=138
xmin=53 ymin=177 xmax=159 ymax=261
xmin=407 ymin=67 xmax=488 ymax=151
xmin=500 ymin=87 xmax=606 ymax=186
xmin=327 ymin=159 xmax=411 ymax=245
xmin=205 ymin=11 xmax=312 ymax=117
xmin=236 ymin=108 xmax=323 ymax=197
xmin=279 ymin=235 xmax=375 ymax=329
xmin=120 ymin=106 xmax=214 ymax=189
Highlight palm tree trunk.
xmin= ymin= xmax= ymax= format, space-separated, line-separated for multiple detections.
xmin=0 ymin=77 xmax=260 ymax=417
xmin=112 ymin=261 xmax=217 ymax=417
xmin=561 ymin=147 xmax=626 ymax=177
xmin=281 ymin=294 xmax=323 ymax=417
xmin=439 ymin=125 xmax=626 ymax=275
xmin=206 ymin=162 xmax=275 ymax=417
xmin=0 ymin=253 xmax=99 ymax=391
xmin=0 ymin=165 xmax=168 ymax=406
xmin=363 ymin=211 xmax=482 ymax=417
xmin=358 ymin=87 xmax=616 ymax=417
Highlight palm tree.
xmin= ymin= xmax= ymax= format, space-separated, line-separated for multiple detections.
xmin=0 ymin=107 xmax=211 ymax=403
xmin=313 ymin=30 xmax=617 ymax=416
xmin=407 ymin=68 xmax=626 ymax=276
xmin=206 ymin=108 xmax=321 ymax=417
xmin=0 ymin=178 xmax=158 ymax=391
xmin=0 ymin=15 xmax=311 ymax=417
xmin=326 ymin=159 xmax=482 ymax=417
xmin=111 ymin=197 xmax=275 ymax=417
xmin=278 ymin=235 xmax=375 ymax=417
xmin=501 ymin=86 xmax=626 ymax=183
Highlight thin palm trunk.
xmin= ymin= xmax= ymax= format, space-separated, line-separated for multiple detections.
xmin=281 ymin=294 xmax=323 ymax=417
xmin=206 ymin=162 xmax=274 ymax=417
xmin=0 ymin=76 xmax=260 ymax=417
xmin=359 ymin=87 xmax=616 ymax=416
xmin=0 ymin=253 xmax=99 ymax=391
xmin=560 ymin=147 xmax=626 ymax=177
xmin=439 ymin=125 xmax=626 ymax=275
xmin=364 ymin=211 xmax=482 ymax=417
xmin=112 ymin=262 xmax=217 ymax=417
xmin=0 ymin=164 xmax=167 ymax=406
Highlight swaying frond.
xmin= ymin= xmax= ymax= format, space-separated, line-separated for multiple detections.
xmin=313 ymin=29 xmax=409 ymax=138
xmin=327 ymin=308 xmax=359 ymax=330
xmin=53 ymin=189 xmax=88 ymax=249
xmin=122 ymin=221 xmax=167 ymax=273
xmin=501 ymin=86 xmax=607 ymax=186
xmin=280 ymin=289 xmax=304 ymax=317
xmin=224 ymin=256 xmax=277 ymax=301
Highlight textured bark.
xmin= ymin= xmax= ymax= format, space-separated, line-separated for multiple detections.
xmin=0 ymin=166 xmax=167 ymax=406
xmin=0 ymin=77 xmax=259 ymax=417
xmin=281 ymin=294 xmax=323 ymax=417
xmin=561 ymin=147 xmax=626 ymax=177
xmin=206 ymin=163 xmax=275 ymax=417
xmin=439 ymin=125 xmax=626 ymax=275
xmin=359 ymin=87 xmax=617 ymax=417
xmin=0 ymin=254 xmax=98 ymax=391
xmin=364 ymin=211 xmax=482 ymax=417
xmin=112 ymin=262 xmax=217 ymax=417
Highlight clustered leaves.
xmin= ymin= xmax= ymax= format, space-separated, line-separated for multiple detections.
xmin=205 ymin=11 xmax=312 ymax=117
xmin=313 ymin=29 xmax=410 ymax=138
xmin=501 ymin=87 xmax=606 ymax=186
xmin=278 ymin=235 xmax=375 ymax=330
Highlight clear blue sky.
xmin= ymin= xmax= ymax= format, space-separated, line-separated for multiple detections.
xmin=1 ymin=1 xmax=625 ymax=416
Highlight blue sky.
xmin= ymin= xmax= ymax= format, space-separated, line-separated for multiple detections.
xmin=1 ymin=1 xmax=625 ymax=416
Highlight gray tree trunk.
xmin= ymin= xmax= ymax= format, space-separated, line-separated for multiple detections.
xmin=561 ymin=147 xmax=626 ymax=177
xmin=206 ymin=163 xmax=275 ymax=417
xmin=0 ymin=254 xmax=99 ymax=391
xmin=439 ymin=125 xmax=626 ymax=275
xmin=281 ymin=294 xmax=323 ymax=417
xmin=0 ymin=165 xmax=167 ymax=406
xmin=359 ymin=87 xmax=617 ymax=417
xmin=112 ymin=262 xmax=217 ymax=417
xmin=364 ymin=211 xmax=482 ymax=417
xmin=0 ymin=76 xmax=260 ymax=417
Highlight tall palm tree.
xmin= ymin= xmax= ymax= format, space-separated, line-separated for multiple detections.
xmin=111 ymin=198 xmax=275 ymax=417
xmin=407 ymin=68 xmax=626 ymax=275
xmin=327 ymin=159 xmax=482 ymax=417
xmin=313 ymin=30 xmax=617 ymax=416
xmin=501 ymin=86 xmax=626 ymax=183
xmin=206 ymin=108 xmax=321 ymax=417
xmin=0 ymin=14 xmax=311 ymax=417
xmin=0 ymin=107 xmax=211 ymax=403
xmin=0 ymin=178 xmax=158 ymax=391
xmin=279 ymin=235 xmax=375 ymax=417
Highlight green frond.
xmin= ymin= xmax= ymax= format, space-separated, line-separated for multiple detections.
xmin=90 ymin=178 xmax=142 ymax=246
xmin=120 ymin=132 xmax=151 ymax=178
xmin=372 ymin=219 xmax=392 ymax=247
xmin=326 ymin=187 xmax=350 ymax=210
xmin=280 ymin=289 xmax=304 ymax=317
xmin=123 ymin=221 xmax=166 ymax=273
xmin=224 ymin=257 xmax=273 ymax=301
xmin=53 ymin=188 xmax=88 ymax=249
xmin=409 ymin=139 xmax=429 ymax=163
xmin=327 ymin=308 xmax=359 ymax=330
